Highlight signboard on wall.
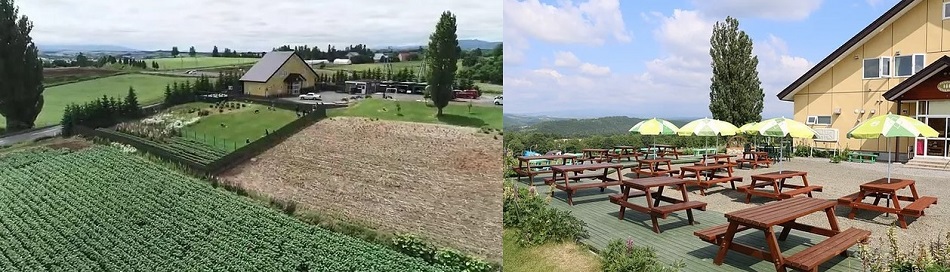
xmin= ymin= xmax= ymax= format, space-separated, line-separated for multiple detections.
xmin=813 ymin=128 xmax=838 ymax=142
xmin=938 ymin=81 xmax=950 ymax=93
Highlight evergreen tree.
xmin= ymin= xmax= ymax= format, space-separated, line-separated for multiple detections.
xmin=708 ymin=16 xmax=763 ymax=126
xmin=0 ymin=0 xmax=44 ymax=132
xmin=171 ymin=46 xmax=180 ymax=57
xmin=75 ymin=52 xmax=88 ymax=67
xmin=425 ymin=11 xmax=460 ymax=116
xmin=124 ymin=86 xmax=140 ymax=117
xmin=212 ymin=46 xmax=219 ymax=57
xmin=188 ymin=46 xmax=196 ymax=57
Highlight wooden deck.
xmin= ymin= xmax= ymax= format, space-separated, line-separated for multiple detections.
xmin=522 ymin=176 xmax=863 ymax=271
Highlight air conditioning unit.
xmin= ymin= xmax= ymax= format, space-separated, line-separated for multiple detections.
xmin=833 ymin=108 xmax=841 ymax=115
xmin=806 ymin=116 xmax=817 ymax=125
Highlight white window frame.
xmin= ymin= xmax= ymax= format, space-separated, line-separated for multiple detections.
xmin=806 ymin=116 xmax=817 ymax=125
xmin=863 ymin=57 xmax=890 ymax=79
xmin=896 ymin=54 xmax=926 ymax=77
xmin=914 ymin=54 xmax=925 ymax=74
xmin=944 ymin=2 xmax=950 ymax=19
xmin=815 ymin=115 xmax=832 ymax=125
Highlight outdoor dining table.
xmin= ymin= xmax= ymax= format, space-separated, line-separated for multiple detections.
xmin=650 ymin=144 xmax=681 ymax=159
xmin=696 ymin=197 xmax=870 ymax=272
xmin=513 ymin=154 xmax=578 ymax=184
xmin=610 ymin=146 xmax=640 ymax=162
xmin=580 ymin=148 xmax=611 ymax=163
xmin=741 ymin=171 xmax=822 ymax=203
xmin=839 ymin=178 xmax=938 ymax=229
xmin=737 ymin=151 xmax=772 ymax=169
xmin=678 ymin=163 xmax=742 ymax=196
xmin=697 ymin=154 xmax=737 ymax=166
xmin=633 ymin=158 xmax=678 ymax=178
xmin=610 ymin=176 xmax=707 ymax=233
xmin=549 ymin=162 xmax=625 ymax=205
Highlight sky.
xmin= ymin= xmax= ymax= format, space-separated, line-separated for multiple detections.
xmin=503 ymin=0 xmax=903 ymax=119
xmin=15 ymin=0 xmax=502 ymax=52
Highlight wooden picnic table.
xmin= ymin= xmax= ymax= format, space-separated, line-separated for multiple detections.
xmin=609 ymin=176 xmax=707 ymax=233
xmin=610 ymin=146 xmax=640 ymax=161
xmin=695 ymin=197 xmax=871 ymax=272
xmin=737 ymin=151 xmax=772 ymax=169
xmin=650 ymin=144 xmax=682 ymax=159
xmin=580 ymin=148 xmax=611 ymax=163
xmin=549 ymin=162 xmax=625 ymax=205
xmin=697 ymin=154 xmax=737 ymax=166
xmin=838 ymin=178 xmax=938 ymax=229
xmin=741 ymin=171 xmax=822 ymax=203
xmin=678 ymin=163 xmax=742 ymax=196
xmin=513 ymin=154 xmax=577 ymax=183
xmin=633 ymin=158 xmax=679 ymax=178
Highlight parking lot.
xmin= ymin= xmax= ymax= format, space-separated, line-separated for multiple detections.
xmin=281 ymin=91 xmax=501 ymax=106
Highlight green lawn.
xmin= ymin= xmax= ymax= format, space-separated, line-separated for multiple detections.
xmin=323 ymin=60 xmax=424 ymax=71
xmin=180 ymin=103 xmax=298 ymax=149
xmin=503 ymin=229 xmax=600 ymax=272
xmin=0 ymin=74 xmax=189 ymax=129
xmin=476 ymin=82 xmax=503 ymax=94
xmin=328 ymin=99 xmax=502 ymax=130
xmin=151 ymin=57 xmax=259 ymax=71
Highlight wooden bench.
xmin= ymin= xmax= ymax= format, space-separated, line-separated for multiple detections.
xmin=543 ymin=172 xmax=607 ymax=185
xmin=736 ymin=158 xmax=771 ymax=169
xmin=847 ymin=152 xmax=877 ymax=163
xmin=836 ymin=191 xmax=889 ymax=206
xmin=900 ymin=196 xmax=938 ymax=217
xmin=688 ymin=176 xmax=743 ymax=196
xmin=608 ymin=189 xmax=655 ymax=204
xmin=633 ymin=168 xmax=680 ymax=177
xmin=694 ymin=223 xmax=751 ymax=245
xmin=783 ymin=228 xmax=871 ymax=272
xmin=779 ymin=186 xmax=823 ymax=199
xmin=652 ymin=201 xmax=707 ymax=218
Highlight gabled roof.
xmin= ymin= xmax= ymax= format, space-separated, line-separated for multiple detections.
xmin=883 ymin=55 xmax=950 ymax=100
xmin=777 ymin=0 xmax=917 ymax=101
xmin=239 ymin=51 xmax=319 ymax=83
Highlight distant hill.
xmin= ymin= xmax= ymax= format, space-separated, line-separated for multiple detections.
xmin=376 ymin=39 xmax=500 ymax=51
xmin=503 ymin=114 xmax=567 ymax=129
xmin=508 ymin=116 xmax=691 ymax=137
xmin=39 ymin=44 xmax=140 ymax=53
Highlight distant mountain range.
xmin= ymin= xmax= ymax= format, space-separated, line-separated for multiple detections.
xmin=38 ymin=44 xmax=141 ymax=53
xmin=505 ymin=115 xmax=692 ymax=137
xmin=377 ymin=39 xmax=500 ymax=51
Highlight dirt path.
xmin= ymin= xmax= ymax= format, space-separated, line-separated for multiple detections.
xmin=220 ymin=117 xmax=503 ymax=261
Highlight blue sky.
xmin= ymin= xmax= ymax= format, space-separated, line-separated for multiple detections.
xmin=503 ymin=0 xmax=902 ymax=119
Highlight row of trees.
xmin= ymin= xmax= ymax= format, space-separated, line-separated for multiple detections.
xmin=61 ymin=88 xmax=141 ymax=135
xmin=163 ymin=75 xmax=217 ymax=106
xmin=272 ymin=44 xmax=380 ymax=63
xmin=168 ymin=46 xmax=263 ymax=58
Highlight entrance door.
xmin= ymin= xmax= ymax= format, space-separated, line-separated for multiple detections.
xmin=288 ymin=81 xmax=302 ymax=95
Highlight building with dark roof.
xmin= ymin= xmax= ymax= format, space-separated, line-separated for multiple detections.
xmin=239 ymin=51 xmax=320 ymax=97
xmin=778 ymin=0 xmax=950 ymax=160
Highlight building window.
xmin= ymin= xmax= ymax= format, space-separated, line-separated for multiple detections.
xmin=895 ymin=54 xmax=926 ymax=77
xmin=944 ymin=2 xmax=950 ymax=19
xmin=863 ymin=57 xmax=890 ymax=79
xmin=806 ymin=115 xmax=832 ymax=125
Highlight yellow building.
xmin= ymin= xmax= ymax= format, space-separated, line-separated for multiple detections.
xmin=239 ymin=51 xmax=320 ymax=97
xmin=779 ymin=0 xmax=950 ymax=160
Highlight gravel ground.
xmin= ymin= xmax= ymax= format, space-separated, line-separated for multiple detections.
xmin=220 ymin=117 xmax=503 ymax=261
xmin=619 ymin=157 xmax=950 ymax=252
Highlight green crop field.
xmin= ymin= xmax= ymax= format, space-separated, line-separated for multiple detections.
xmin=329 ymin=99 xmax=502 ymax=130
xmin=0 ymin=147 xmax=443 ymax=271
xmin=0 ymin=74 xmax=189 ymax=129
xmin=476 ymin=83 xmax=503 ymax=94
xmin=151 ymin=57 xmax=259 ymax=71
xmin=180 ymin=103 xmax=299 ymax=148
xmin=323 ymin=60 xmax=424 ymax=71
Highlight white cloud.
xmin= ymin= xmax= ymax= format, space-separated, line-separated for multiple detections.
xmin=579 ymin=63 xmax=611 ymax=77
xmin=505 ymin=10 xmax=811 ymax=118
xmin=16 ymin=0 xmax=502 ymax=51
xmin=553 ymin=51 xmax=582 ymax=67
xmin=503 ymin=0 xmax=631 ymax=45
xmin=692 ymin=0 xmax=823 ymax=21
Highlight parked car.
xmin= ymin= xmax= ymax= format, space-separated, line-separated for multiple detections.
xmin=299 ymin=93 xmax=322 ymax=100
xmin=185 ymin=70 xmax=198 ymax=75
xmin=493 ymin=95 xmax=503 ymax=105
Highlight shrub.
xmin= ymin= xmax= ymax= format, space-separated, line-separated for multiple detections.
xmin=859 ymin=226 xmax=950 ymax=271
xmin=503 ymin=180 xmax=588 ymax=245
xmin=793 ymin=145 xmax=810 ymax=157
xmin=391 ymin=234 xmax=495 ymax=272
xmin=198 ymin=110 xmax=210 ymax=117
xmin=601 ymin=239 xmax=684 ymax=272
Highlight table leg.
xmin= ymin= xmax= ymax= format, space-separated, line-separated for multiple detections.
xmin=772 ymin=180 xmax=782 ymax=198
xmin=778 ymin=220 xmax=794 ymax=241
xmin=890 ymin=192 xmax=908 ymax=229
xmin=655 ymin=186 xmax=665 ymax=207
xmin=714 ymin=222 xmax=740 ymax=265
xmin=825 ymin=206 xmax=841 ymax=233
xmin=801 ymin=174 xmax=813 ymax=198
xmin=618 ymin=185 xmax=630 ymax=219
xmin=910 ymin=184 xmax=920 ymax=199
xmin=517 ymin=160 xmax=524 ymax=183
xmin=764 ymin=227 xmax=787 ymax=271
xmin=848 ymin=191 xmax=866 ymax=219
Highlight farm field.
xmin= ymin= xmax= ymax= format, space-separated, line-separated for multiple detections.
xmin=328 ymin=99 xmax=502 ymax=130
xmin=322 ymin=60 xmax=423 ymax=72
xmin=151 ymin=57 xmax=259 ymax=71
xmin=0 ymin=74 xmax=189 ymax=129
xmin=43 ymin=67 xmax=123 ymax=86
xmin=503 ymin=230 xmax=600 ymax=272
xmin=180 ymin=103 xmax=299 ymax=148
xmin=219 ymin=117 xmax=503 ymax=261
xmin=0 ymin=146 xmax=443 ymax=271
xmin=476 ymin=82 xmax=503 ymax=94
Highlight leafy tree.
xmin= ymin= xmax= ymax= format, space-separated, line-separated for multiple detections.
xmin=425 ymin=11 xmax=460 ymax=116
xmin=461 ymin=54 xmax=478 ymax=67
xmin=0 ymin=0 xmax=44 ymax=132
xmin=709 ymin=16 xmax=764 ymax=126
xmin=171 ymin=46 xmax=179 ymax=57
xmin=75 ymin=52 xmax=89 ymax=67
xmin=212 ymin=46 xmax=219 ymax=57
xmin=188 ymin=46 xmax=196 ymax=57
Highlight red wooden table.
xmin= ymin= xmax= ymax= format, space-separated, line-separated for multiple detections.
xmin=633 ymin=158 xmax=678 ymax=178
xmin=610 ymin=176 xmax=706 ymax=233
xmin=737 ymin=151 xmax=772 ymax=169
xmin=742 ymin=171 xmax=821 ymax=203
xmin=840 ymin=178 xmax=938 ymax=229
xmin=580 ymin=148 xmax=611 ymax=163
xmin=550 ymin=162 xmax=624 ymax=205
xmin=678 ymin=163 xmax=741 ymax=196
xmin=513 ymin=154 xmax=577 ymax=183
xmin=610 ymin=146 xmax=640 ymax=161
xmin=697 ymin=154 xmax=737 ymax=166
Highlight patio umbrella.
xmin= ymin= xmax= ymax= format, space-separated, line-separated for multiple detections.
xmin=629 ymin=118 xmax=680 ymax=158
xmin=846 ymin=113 xmax=939 ymax=183
xmin=677 ymin=118 xmax=739 ymax=165
xmin=748 ymin=117 xmax=818 ymax=173
xmin=738 ymin=122 xmax=760 ymax=151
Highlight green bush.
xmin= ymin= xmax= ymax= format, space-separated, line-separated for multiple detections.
xmin=860 ymin=226 xmax=950 ymax=271
xmin=601 ymin=239 xmax=684 ymax=272
xmin=503 ymin=180 xmax=588 ymax=245
xmin=391 ymin=234 xmax=495 ymax=272
xmin=793 ymin=145 xmax=811 ymax=157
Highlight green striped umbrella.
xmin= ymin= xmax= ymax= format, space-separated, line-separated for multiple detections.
xmin=738 ymin=122 xmax=758 ymax=135
xmin=629 ymin=118 xmax=679 ymax=158
xmin=677 ymin=118 xmax=739 ymax=164
xmin=847 ymin=114 xmax=938 ymax=183
xmin=748 ymin=117 xmax=817 ymax=173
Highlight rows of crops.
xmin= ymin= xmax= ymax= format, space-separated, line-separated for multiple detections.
xmin=0 ymin=147 xmax=445 ymax=271
xmin=96 ymin=128 xmax=227 ymax=166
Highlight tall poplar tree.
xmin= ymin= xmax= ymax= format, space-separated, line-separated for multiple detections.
xmin=0 ymin=0 xmax=44 ymax=132
xmin=708 ymin=16 xmax=763 ymax=126
xmin=425 ymin=11 xmax=460 ymax=116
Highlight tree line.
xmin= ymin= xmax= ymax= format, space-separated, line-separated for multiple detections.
xmin=272 ymin=44 xmax=382 ymax=64
xmin=456 ymin=44 xmax=502 ymax=85
xmin=61 ymin=88 xmax=142 ymax=135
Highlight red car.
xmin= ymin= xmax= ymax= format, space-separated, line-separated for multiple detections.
xmin=453 ymin=90 xmax=479 ymax=99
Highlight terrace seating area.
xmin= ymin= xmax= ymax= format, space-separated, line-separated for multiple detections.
xmin=509 ymin=145 xmax=940 ymax=271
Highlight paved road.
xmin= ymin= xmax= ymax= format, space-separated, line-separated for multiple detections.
xmin=0 ymin=125 xmax=62 ymax=147
xmin=283 ymin=91 xmax=501 ymax=106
